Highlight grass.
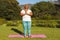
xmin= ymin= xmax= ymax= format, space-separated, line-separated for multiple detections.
xmin=0 ymin=23 xmax=60 ymax=40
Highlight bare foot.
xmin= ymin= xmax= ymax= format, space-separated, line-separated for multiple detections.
xmin=28 ymin=36 xmax=32 ymax=38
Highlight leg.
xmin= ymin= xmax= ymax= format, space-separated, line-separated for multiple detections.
xmin=27 ymin=21 xmax=31 ymax=37
xmin=22 ymin=21 xmax=27 ymax=37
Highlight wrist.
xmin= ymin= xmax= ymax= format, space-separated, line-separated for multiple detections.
xmin=26 ymin=14 xmax=29 ymax=15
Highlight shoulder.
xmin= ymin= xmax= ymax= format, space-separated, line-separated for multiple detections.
xmin=21 ymin=10 xmax=25 ymax=12
xmin=20 ymin=10 xmax=25 ymax=13
xmin=21 ymin=10 xmax=24 ymax=12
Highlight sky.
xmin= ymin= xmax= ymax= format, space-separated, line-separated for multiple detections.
xmin=17 ymin=0 xmax=48 ymax=5
xmin=17 ymin=0 xmax=58 ymax=5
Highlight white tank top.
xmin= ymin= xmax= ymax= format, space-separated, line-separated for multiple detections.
xmin=21 ymin=9 xmax=32 ymax=21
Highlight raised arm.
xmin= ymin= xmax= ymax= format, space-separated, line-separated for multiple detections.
xmin=29 ymin=12 xmax=33 ymax=16
xmin=20 ymin=13 xmax=25 ymax=16
xmin=20 ymin=10 xmax=25 ymax=16
xmin=26 ymin=10 xmax=33 ymax=16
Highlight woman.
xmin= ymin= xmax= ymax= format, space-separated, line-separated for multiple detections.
xmin=20 ymin=4 xmax=33 ymax=38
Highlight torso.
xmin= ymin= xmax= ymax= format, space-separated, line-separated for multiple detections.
xmin=21 ymin=9 xmax=32 ymax=21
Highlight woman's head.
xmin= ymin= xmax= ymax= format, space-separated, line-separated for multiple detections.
xmin=24 ymin=4 xmax=29 ymax=9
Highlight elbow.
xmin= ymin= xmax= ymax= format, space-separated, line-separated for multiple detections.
xmin=30 ymin=14 xmax=33 ymax=16
xmin=30 ymin=12 xmax=33 ymax=16
xmin=20 ymin=14 xmax=22 ymax=16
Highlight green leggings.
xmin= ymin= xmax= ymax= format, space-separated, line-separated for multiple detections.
xmin=23 ymin=21 xmax=31 ymax=36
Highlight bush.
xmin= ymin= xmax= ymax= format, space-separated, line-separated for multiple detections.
xmin=6 ymin=21 xmax=19 ymax=26
xmin=32 ymin=20 xmax=58 ymax=28
xmin=31 ymin=2 xmax=56 ymax=20
xmin=0 ymin=18 xmax=6 ymax=25
xmin=47 ymin=21 xmax=58 ymax=28
xmin=56 ymin=21 xmax=60 ymax=28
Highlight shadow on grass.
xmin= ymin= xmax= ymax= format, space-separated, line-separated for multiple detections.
xmin=11 ymin=28 xmax=24 ymax=35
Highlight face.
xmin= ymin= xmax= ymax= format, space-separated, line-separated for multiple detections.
xmin=24 ymin=4 xmax=29 ymax=9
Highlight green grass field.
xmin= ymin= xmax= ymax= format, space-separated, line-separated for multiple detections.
xmin=0 ymin=24 xmax=60 ymax=40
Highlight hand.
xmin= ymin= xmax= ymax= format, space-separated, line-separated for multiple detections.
xmin=25 ymin=9 xmax=28 ymax=14
xmin=26 ymin=13 xmax=29 ymax=15
xmin=20 ymin=13 xmax=25 ymax=16
xmin=23 ymin=14 xmax=26 ymax=16
xmin=26 ymin=12 xmax=33 ymax=16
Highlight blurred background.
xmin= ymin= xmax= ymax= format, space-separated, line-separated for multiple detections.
xmin=0 ymin=0 xmax=60 ymax=28
xmin=0 ymin=0 xmax=60 ymax=40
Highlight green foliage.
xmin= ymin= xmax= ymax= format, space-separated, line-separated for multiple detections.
xmin=31 ymin=1 xmax=60 ymax=20
xmin=56 ymin=20 xmax=60 ymax=28
xmin=32 ymin=20 xmax=59 ymax=28
xmin=6 ymin=21 xmax=19 ymax=26
xmin=0 ymin=18 xmax=6 ymax=25
xmin=0 ymin=0 xmax=21 ymax=20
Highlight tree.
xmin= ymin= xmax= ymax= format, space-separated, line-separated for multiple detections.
xmin=31 ymin=2 xmax=57 ymax=20
xmin=0 ymin=0 xmax=21 ymax=20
